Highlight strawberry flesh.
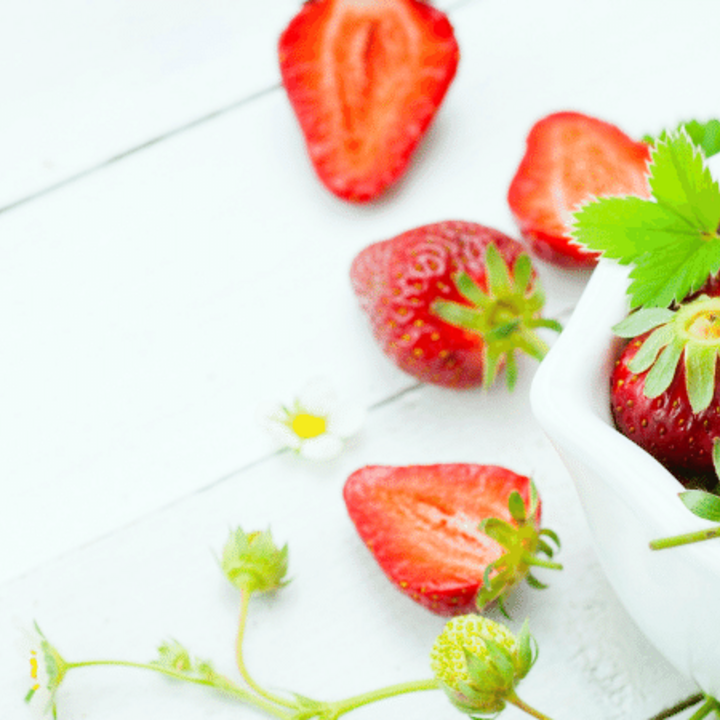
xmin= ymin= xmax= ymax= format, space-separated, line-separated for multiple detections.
xmin=508 ymin=112 xmax=651 ymax=267
xmin=343 ymin=463 xmax=536 ymax=615
xmin=278 ymin=0 xmax=459 ymax=202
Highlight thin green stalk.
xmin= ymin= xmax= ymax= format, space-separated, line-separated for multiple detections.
xmin=687 ymin=697 xmax=720 ymax=720
xmin=507 ymin=691 xmax=555 ymax=720
xmin=327 ymin=678 xmax=440 ymax=717
xmin=235 ymin=588 xmax=296 ymax=709
xmin=650 ymin=527 xmax=720 ymax=550
xmin=66 ymin=659 xmax=291 ymax=719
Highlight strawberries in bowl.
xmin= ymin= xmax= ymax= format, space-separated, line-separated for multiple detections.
xmin=531 ymin=146 xmax=720 ymax=697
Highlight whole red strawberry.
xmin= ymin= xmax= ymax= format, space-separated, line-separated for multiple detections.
xmin=508 ymin=112 xmax=651 ymax=267
xmin=278 ymin=0 xmax=459 ymax=202
xmin=343 ymin=463 xmax=561 ymax=616
xmin=611 ymin=286 xmax=720 ymax=477
xmin=350 ymin=221 xmax=561 ymax=389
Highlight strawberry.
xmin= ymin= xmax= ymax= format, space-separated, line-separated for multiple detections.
xmin=611 ymin=286 xmax=720 ymax=478
xmin=508 ymin=112 xmax=651 ymax=267
xmin=350 ymin=221 xmax=561 ymax=389
xmin=278 ymin=0 xmax=459 ymax=202
xmin=343 ymin=463 xmax=561 ymax=616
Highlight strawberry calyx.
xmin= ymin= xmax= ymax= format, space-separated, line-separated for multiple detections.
xmin=475 ymin=482 xmax=562 ymax=615
xmin=613 ymin=294 xmax=720 ymax=413
xmin=431 ymin=244 xmax=562 ymax=390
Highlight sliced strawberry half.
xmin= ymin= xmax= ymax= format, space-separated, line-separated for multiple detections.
xmin=508 ymin=112 xmax=651 ymax=267
xmin=278 ymin=0 xmax=459 ymax=203
xmin=343 ymin=464 xmax=561 ymax=616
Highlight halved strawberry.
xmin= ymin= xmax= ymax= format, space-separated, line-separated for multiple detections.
xmin=278 ymin=0 xmax=459 ymax=202
xmin=343 ymin=464 xmax=561 ymax=616
xmin=508 ymin=112 xmax=651 ymax=267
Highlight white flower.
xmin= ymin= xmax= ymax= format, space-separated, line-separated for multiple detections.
xmin=21 ymin=623 xmax=67 ymax=718
xmin=259 ymin=379 xmax=365 ymax=461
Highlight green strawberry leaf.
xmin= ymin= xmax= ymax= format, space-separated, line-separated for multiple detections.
xmin=572 ymin=131 xmax=720 ymax=309
xmin=644 ymin=119 xmax=720 ymax=159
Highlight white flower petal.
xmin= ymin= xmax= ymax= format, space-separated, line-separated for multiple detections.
xmin=327 ymin=404 xmax=365 ymax=439
xmin=297 ymin=378 xmax=336 ymax=416
xmin=264 ymin=421 xmax=302 ymax=450
xmin=299 ymin=434 xmax=344 ymax=461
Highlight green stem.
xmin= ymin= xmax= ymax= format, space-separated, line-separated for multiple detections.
xmin=235 ymin=588 xmax=296 ymax=709
xmin=507 ymin=691 xmax=555 ymax=720
xmin=649 ymin=527 xmax=720 ymax=550
xmin=649 ymin=693 xmax=705 ymax=719
xmin=327 ymin=678 xmax=440 ymax=717
xmin=687 ymin=697 xmax=720 ymax=720
xmin=66 ymin=659 xmax=291 ymax=719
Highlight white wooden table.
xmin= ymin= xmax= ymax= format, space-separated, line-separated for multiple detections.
xmin=1 ymin=1 xmax=718 ymax=718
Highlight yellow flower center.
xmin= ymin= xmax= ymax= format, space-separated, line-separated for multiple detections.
xmin=291 ymin=413 xmax=327 ymax=439
xmin=30 ymin=650 xmax=40 ymax=690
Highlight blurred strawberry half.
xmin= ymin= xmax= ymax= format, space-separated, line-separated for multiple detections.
xmin=278 ymin=0 xmax=460 ymax=202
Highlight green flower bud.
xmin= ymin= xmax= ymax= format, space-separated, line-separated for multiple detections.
xmin=221 ymin=527 xmax=289 ymax=595
xmin=430 ymin=615 xmax=537 ymax=717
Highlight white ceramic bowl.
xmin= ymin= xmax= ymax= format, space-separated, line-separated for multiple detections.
xmin=531 ymin=256 xmax=720 ymax=697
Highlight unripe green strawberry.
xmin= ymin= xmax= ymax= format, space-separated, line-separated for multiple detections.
xmin=430 ymin=614 xmax=537 ymax=716
xmin=221 ymin=527 xmax=289 ymax=595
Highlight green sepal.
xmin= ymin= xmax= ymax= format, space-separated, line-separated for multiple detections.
xmin=508 ymin=490 xmax=527 ymax=522
xmin=514 ymin=620 xmax=538 ymax=679
xmin=481 ymin=345 xmax=504 ymax=391
xmin=684 ymin=343 xmax=718 ymax=413
xmin=627 ymin=324 xmax=675 ymax=374
xmin=524 ymin=572 xmax=548 ymax=590
xmin=455 ymin=272 xmax=491 ymax=309
xmin=430 ymin=244 xmax=561 ymax=390
xmin=480 ymin=639 xmax=516 ymax=687
xmin=513 ymin=254 xmax=533 ymax=294
xmin=504 ymin=351 xmax=518 ymax=391
xmin=539 ymin=527 xmax=561 ymax=548
xmin=643 ymin=337 xmax=684 ymax=398
xmin=536 ymin=538 xmax=556 ymax=559
xmin=476 ymin=481 xmax=562 ymax=614
xmin=679 ymin=490 xmax=720 ymax=523
xmin=529 ymin=317 xmax=564 ymax=333
xmin=479 ymin=517 xmax=517 ymax=549
xmin=432 ymin=300 xmax=485 ymax=332
xmin=464 ymin=650 xmax=504 ymax=691
xmin=484 ymin=243 xmax=513 ymax=297
xmin=613 ymin=308 xmax=676 ymax=338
